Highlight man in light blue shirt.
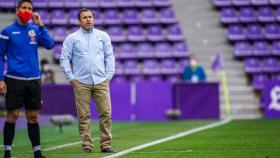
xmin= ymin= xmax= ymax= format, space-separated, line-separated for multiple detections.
xmin=60 ymin=8 xmax=116 ymax=154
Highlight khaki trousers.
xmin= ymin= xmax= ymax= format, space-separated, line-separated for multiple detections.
xmin=73 ymin=79 xmax=112 ymax=150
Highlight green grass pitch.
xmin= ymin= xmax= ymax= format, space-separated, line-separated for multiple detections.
xmin=0 ymin=119 xmax=279 ymax=158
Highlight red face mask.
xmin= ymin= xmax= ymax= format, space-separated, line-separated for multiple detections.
xmin=18 ymin=10 xmax=33 ymax=23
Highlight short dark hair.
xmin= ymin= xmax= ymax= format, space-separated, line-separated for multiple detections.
xmin=17 ymin=0 xmax=33 ymax=8
xmin=40 ymin=58 xmax=49 ymax=66
xmin=78 ymin=8 xmax=94 ymax=20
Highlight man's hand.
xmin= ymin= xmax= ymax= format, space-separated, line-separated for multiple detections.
xmin=70 ymin=79 xmax=78 ymax=88
xmin=32 ymin=12 xmax=44 ymax=27
xmin=0 ymin=80 xmax=7 ymax=96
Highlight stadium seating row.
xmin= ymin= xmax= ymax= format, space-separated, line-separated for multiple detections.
xmin=38 ymin=8 xmax=177 ymax=26
xmin=0 ymin=0 xmax=172 ymax=8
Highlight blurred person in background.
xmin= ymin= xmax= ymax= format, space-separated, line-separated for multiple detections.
xmin=0 ymin=0 xmax=54 ymax=158
xmin=60 ymin=8 xmax=116 ymax=154
xmin=40 ymin=59 xmax=55 ymax=84
xmin=183 ymin=54 xmax=206 ymax=83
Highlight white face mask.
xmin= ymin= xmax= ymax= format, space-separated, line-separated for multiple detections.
xmin=42 ymin=64 xmax=50 ymax=71
xmin=190 ymin=59 xmax=197 ymax=67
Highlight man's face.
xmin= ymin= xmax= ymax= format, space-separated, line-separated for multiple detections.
xmin=79 ymin=11 xmax=94 ymax=32
xmin=16 ymin=2 xmax=33 ymax=14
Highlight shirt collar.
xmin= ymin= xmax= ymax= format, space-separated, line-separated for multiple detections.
xmin=80 ymin=27 xmax=94 ymax=33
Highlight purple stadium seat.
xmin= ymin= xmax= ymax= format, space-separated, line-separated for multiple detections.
xmin=251 ymin=0 xmax=269 ymax=5
xmin=264 ymin=24 xmax=280 ymax=40
xmin=227 ymin=25 xmax=246 ymax=41
xmin=0 ymin=0 xmax=15 ymax=8
xmin=104 ymin=9 xmax=122 ymax=25
xmin=107 ymin=26 xmax=126 ymax=42
xmin=127 ymin=26 xmax=146 ymax=42
xmin=172 ymin=42 xmax=189 ymax=57
xmin=123 ymin=9 xmax=140 ymax=24
xmin=270 ymin=0 xmax=280 ymax=5
xmin=124 ymin=60 xmax=141 ymax=75
xmin=155 ymin=42 xmax=173 ymax=57
xmin=161 ymin=59 xmax=178 ymax=74
xmin=178 ymin=59 xmax=189 ymax=72
xmin=92 ymin=9 xmax=103 ymax=25
xmin=166 ymin=24 xmax=185 ymax=41
xmin=51 ymin=10 xmax=68 ymax=25
xmin=239 ymin=7 xmax=258 ymax=23
xmin=258 ymin=7 xmax=276 ymax=22
xmin=244 ymin=58 xmax=262 ymax=73
xmin=52 ymin=27 xmax=67 ymax=42
xmin=271 ymin=74 xmax=280 ymax=81
xmin=53 ymin=44 xmax=62 ymax=61
xmin=37 ymin=10 xmax=50 ymax=25
xmin=153 ymin=0 xmax=172 ymax=7
xmin=69 ymin=26 xmax=80 ymax=33
xmin=252 ymin=74 xmax=269 ymax=90
xmin=130 ymin=75 xmax=145 ymax=83
xmin=271 ymin=41 xmax=280 ymax=56
xmin=212 ymin=0 xmax=232 ymax=7
xmin=166 ymin=75 xmax=181 ymax=83
xmin=276 ymin=7 xmax=280 ymax=22
xmin=140 ymin=9 xmax=159 ymax=24
xmin=146 ymin=75 xmax=163 ymax=82
xmin=234 ymin=42 xmax=252 ymax=57
xmin=118 ymin=43 xmax=137 ymax=58
xmin=252 ymin=41 xmax=270 ymax=56
xmin=219 ymin=7 xmax=239 ymax=24
xmin=68 ymin=9 xmax=79 ymax=25
xmin=99 ymin=0 xmax=117 ymax=8
xmin=262 ymin=58 xmax=280 ymax=72
xmin=232 ymin=0 xmax=251 ymax=6
xmin=115 ymin=60 xmax=124 ymax=75
xmin=159 ymin=8 xmax=177 ymax=24
xmin=146 ymin=25 xmax=165 ymax=41
xmin=48 ymin=0 xmax=64 ymax=8
xmin=137 ymin=43 xmax=155 ymax=58
xmin=64 ymin=0 xmax=80 ymax=8
xmin=111 ymin=75 xmax=127 ymax=83
xmin=142 ymin=60 xmax=161 ymax=74
xmin=247 ymin=24 xmax=264 ymax=40
xmin=33 ymin=0 xmax=47 ymax=8
xmin=135 ymin=0 xmax=153 ymax=7
xmin=81 ymin=0 xmax=99 ymax=8
xmin=117 ymin=0 xmax=134 ymax=7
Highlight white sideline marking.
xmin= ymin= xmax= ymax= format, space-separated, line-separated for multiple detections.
xmin=135 ymin=150 xmax=192 ymax=154
xmin=43 ymin=137 xmax=99 ymax=151
xmin=44 ymin=141 xmax=81 ymax=151
xmin=104 ymin=117 xmax=232 ymax=158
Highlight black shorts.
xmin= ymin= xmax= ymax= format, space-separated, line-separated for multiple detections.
xmin=5 ymin=77 xmax=42 ymax=110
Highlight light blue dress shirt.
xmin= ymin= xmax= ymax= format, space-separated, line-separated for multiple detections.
xmin=60 ymin=28 xmax=115 ymax=85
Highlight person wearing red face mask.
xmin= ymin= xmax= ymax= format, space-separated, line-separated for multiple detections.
xmin=0 ymin=0 xmax=54 ymax=158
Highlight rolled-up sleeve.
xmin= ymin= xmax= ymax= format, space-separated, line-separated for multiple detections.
xmin=103 ymin=33 xmax=115 ymax=80
xmin=60 ymin=36 xmax=75 ymax=81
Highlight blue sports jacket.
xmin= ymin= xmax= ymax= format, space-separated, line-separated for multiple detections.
xmin=0 ymin=22 xmax=54 ymax=80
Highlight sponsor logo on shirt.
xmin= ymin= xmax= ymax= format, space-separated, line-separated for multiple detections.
xmin=29 ymin=29 xmax=37 ymax=44
xmin=12 ymin=31 xmax=21 ymax=34
xmin=28 ymin=30 xmax=36 ymax=36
